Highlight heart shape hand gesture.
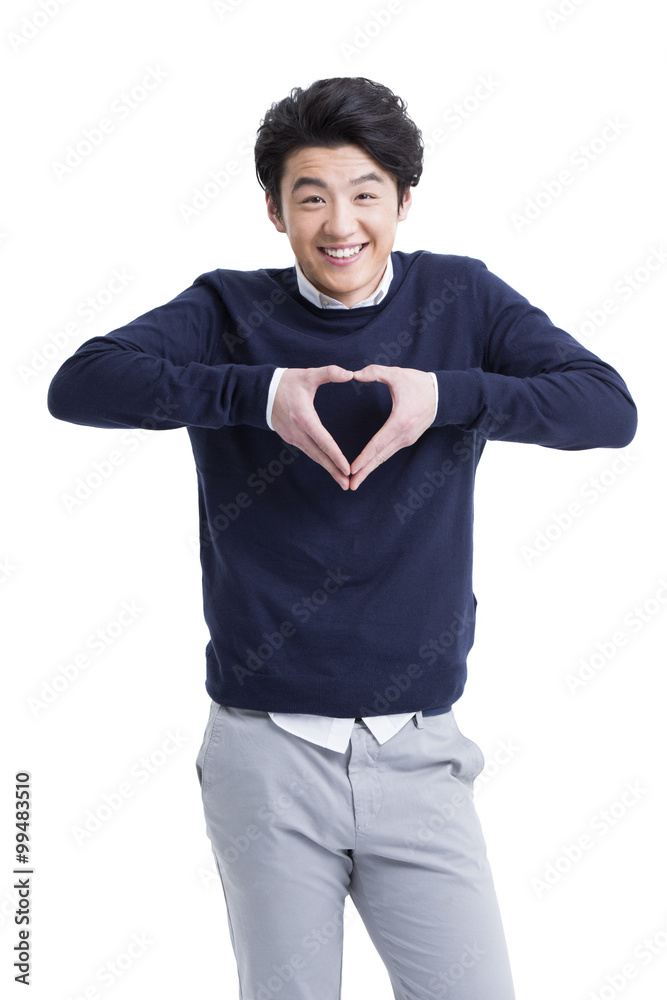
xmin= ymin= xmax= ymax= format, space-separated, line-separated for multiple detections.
xmin=271 ymin=364 xmax=436 ymax=490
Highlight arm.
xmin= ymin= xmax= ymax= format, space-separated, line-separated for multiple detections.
xmin=431 ymin=258 xmax=638 ymax=449
xmin=47 ymin=278 xmax=275 ymax=431
xmin=48 ymin=274 xmax=367 ymax=492
xmin=349 ymin=259 xmax=637 ymax=488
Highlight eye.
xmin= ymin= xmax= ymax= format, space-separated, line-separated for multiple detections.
xmin=301 ymin=196 xmax=324 ymax=204
xmin=357 ymin=193 xmax=376 ymax=200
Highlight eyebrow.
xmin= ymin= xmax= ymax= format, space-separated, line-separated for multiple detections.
xmin=290 ymin=172 xmax=385 ymax=195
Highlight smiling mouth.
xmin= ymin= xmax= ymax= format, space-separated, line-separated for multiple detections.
xmin=318 ymin=243 xmax=367 ymax=259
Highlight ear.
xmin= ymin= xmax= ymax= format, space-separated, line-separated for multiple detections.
xmin=397 ymin=186 xmax=413 ymax=223
xmin=266 ymin=191 xmax=287 ymax=234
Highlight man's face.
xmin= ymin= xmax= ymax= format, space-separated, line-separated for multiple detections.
xmin=266 ymin=144 xmax=411 ymax=308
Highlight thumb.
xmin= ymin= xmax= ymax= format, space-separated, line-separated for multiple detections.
xmin=352 ymin=364 xmax=390 ymax=382
xmin=319 ymin=365 xmax=355 ymax=384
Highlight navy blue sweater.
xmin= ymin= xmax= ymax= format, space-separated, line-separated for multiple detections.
xmin=47 ymin=251 xmax=637 ymax=716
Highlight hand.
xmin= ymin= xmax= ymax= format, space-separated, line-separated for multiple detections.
xmin=349 ymin=366 xmax=435 ymax=491
xmin=271 ymin=365 xmax=355 ymax=489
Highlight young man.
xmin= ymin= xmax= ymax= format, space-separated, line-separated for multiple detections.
xmin=48 ymin=77 xmax=637 ymax=999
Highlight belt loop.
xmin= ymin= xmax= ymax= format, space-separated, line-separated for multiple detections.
xmin=413 ymin=710 xmax=424 ymax=729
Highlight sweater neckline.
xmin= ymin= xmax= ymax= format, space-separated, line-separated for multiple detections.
xmin=267 ymin=250 xmax=408 ymax=326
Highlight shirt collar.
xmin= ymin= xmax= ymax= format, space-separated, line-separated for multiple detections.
xmin=295 ymin=253 xmax=394 ymax=309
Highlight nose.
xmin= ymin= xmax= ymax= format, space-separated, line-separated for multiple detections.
xmin=322 ymin=198 xmax=357 ymax=241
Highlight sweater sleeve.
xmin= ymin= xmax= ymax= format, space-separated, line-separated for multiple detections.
xmin=47 ymin=276 xmax=276 ymax=431
xmin=432 ymin=258 xmax=637 ymax=450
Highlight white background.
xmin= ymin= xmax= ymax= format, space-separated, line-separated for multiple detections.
xmin=2 ymin=0 xmax=666 ymax=998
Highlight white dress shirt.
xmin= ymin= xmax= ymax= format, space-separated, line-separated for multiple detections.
xmin=264 ymin=255 xmax=440 ymax=752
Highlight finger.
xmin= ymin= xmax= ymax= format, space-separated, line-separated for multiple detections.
xmin=348 ymin=366 xmax=400 ymax=485
xmin=350 ymin=409 xmax=405 ymax=475
xmin=349 ymin=459 xmax=381 ymax=491
xmin=282 ymin=398 xmax=351 ymax=485
xmin=349 ymin=399 xmax=433 ymax=488
xmin=315 ymin=364 xmax=356 ymax=386
xmin=352 ymin=364 xmax=393 ymax=384
xmin=300 ymin=438 xmax=351 ymax=489
xmin=305 ymin=365 xmax=354 ymax=476
xmin=302 ymin=410 xmax=351 ymax=479
xmin=299 ymin=367 xmax=355 ymax=475
xmin=349 ymin=469 xmax=372 ymax=491
xmin=348 ymin=421 xmax=406 ymax=489
xmin=349 ymin=429 xmax=406 ymax=493
xmin=274 ymin=370 xmax=352 ymax=477
xmin=349 ymin=367 xmax=435 ymax=488
xmin=349 ymin=435 xmax=394 ymax=483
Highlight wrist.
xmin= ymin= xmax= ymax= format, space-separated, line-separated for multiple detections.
xmin=266 ymin=367 xmax=288 ymax=430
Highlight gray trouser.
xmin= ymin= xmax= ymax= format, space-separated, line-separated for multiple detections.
xmin=196 ymin=703 xmax=516 ymax=1000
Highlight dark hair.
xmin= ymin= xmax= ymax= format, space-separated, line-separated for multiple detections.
xmin=255 ymin=77 xmax=424 ymax=218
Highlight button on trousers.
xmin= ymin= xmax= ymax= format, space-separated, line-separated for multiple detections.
xmin=196 ymin=703 xmax=516 ymax=1000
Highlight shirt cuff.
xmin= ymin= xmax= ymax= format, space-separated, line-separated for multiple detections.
xmin=266 ymin=367 xmax=288 ymax=431
xmin=428 ymin=371 xmax=439 ymax=425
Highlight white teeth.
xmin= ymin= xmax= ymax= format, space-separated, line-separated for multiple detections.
xmin=322 ymin=244 xmax=364 ymax=258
